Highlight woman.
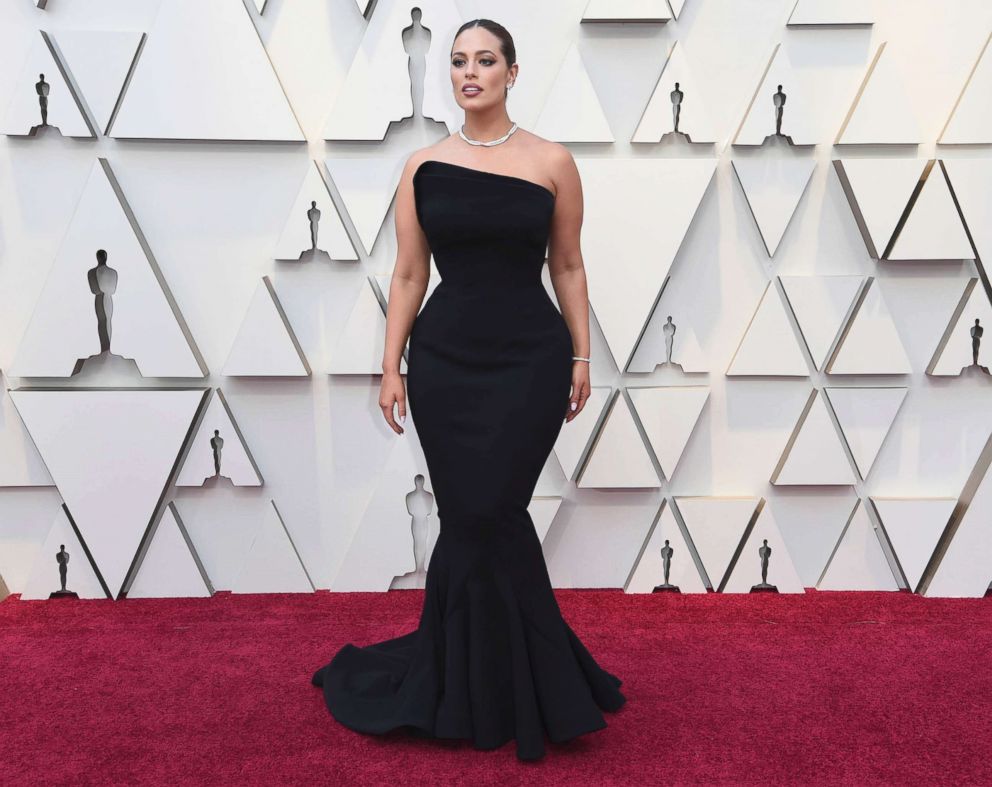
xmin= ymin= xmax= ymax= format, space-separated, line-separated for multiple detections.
xmin=312 ymin=18 xmax=626 ymax=762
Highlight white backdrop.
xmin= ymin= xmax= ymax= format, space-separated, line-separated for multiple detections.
xmin=2 ymin=0 xmax=992 ymax=600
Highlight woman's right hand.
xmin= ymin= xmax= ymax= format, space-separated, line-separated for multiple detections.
xmin=379 ymin=370 xmax=407 ymax=435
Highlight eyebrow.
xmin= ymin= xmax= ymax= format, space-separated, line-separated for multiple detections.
xmin=451 ymin=50 xmax=496 ymax=57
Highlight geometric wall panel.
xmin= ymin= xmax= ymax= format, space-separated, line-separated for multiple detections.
xmin=939 ymin=32 xmax=992 ymax=144
xmin=175 ymin=389 xmax=263 ymax=487
xmin=11 ymin=159 xmax=206 ymax=378
xmin=780 ymin=275 xmax=865 ymax=370
xmin=529 ymin=496 xmax=563 ymax=544
xmin=231 ymin=500 xmax=315 ymax=594
xmin=2 ymin=31 xmax=92 ymax=137
xmin=824 ymin=386 xmax=908 ymax=481
xmin=887 ymin=162 xmax=973 ymax=261
xmin=836 ymin=42 xmax=923 ymax=145
xmin=817 ymin=500 xmax=900 ymax=590
xmin=553 ymin=386 xmax=613 ymax=481
xmin=727 ymin=281 xmax=809 ymax=377
xmin=331 ymin=411 xmax=432 ymax=592
xmin=126 ymin=503 xmax=214 ymax=599
xmin=732 ymin=156 xmax=816 ymax=256
xmin=576 ymin=157 xmax=716 ymax=371
xmin=787 ymin=0 xmax=873 ymax=26
xmin=771 ymin=389 xmax=857 ymax=486
xmin=870 ymin=497 xmax=956 ymax=590
xmin=9 ymin=389 xmax=206 ymax=599
xmin=668 ymin=0 xmax=687 ymax=18
xmin=534 ymin=41 xmax=614 ymax=142
xmin=723 ymin=503 xmax=805 ymax=593
xmin=110 ymin=0 xmax=303 ymax=141
xmin=625 ymin=500 xmax=708 ymax=594
xmin=924 ymin=458 xmax=992 ymax=597
xmin=273 ymin=161 xmax=356 ymax=262
xmin=582 ymin=0 xmax=671 ymax=23
xmin=675 ymin=496 xmax=761 ymax=590
xmin=942 ymin=158 xmax=992 ymax=263
xmin=0 ymin=379 xmax=53 ymax=487
xmin=577 ymin=391 xmax=660 ymax=488
xmin=222 ymin=276 xmax=311 ymax=377
xmin=328 ymin=278 xmax=407 ymax=375
xmin=927 ymin=278 xmax=992 ymax=376
xmin=19 ymin=506 xmax=108 ymax=600
xmin=833 ymin=159 xmax=927 ymax=259
xmin=626 ymin=385 xmax=709 ymax=480
xmin=632 ymin=41 xmax=717 ymax=143
xmin=826 ymin=279 xmax=912 ymax=375
xmin=325 ymin=156 xmax=405 ymax=257
xmin=51 ymin=31 xmax=143 ymax=136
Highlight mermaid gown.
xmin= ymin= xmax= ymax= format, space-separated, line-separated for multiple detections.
xmin=311 ymin=159 xmax=626 ymax=761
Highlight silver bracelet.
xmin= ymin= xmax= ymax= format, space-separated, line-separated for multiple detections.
xmin=572 ymin=356 xmax=590 ymax=362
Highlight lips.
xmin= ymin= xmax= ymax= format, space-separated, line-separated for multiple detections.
xmin=462 ymin=85 xmax=482 ymax=94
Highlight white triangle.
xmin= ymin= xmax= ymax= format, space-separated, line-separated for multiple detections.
xmin=1 ymin=32 xmax=92 ymax=137
xmin=668 ymin=0 xmax=687 ymax=18
xmin=326 ymin=156 xmax=406 ymax=256
xmin=232 ymin=501 xmax=314 ymax=594
xmin=925 ymin=461 xmax=992 ymax=597
xmin=827 ymin=279 xmax=912 ymax=374
xmin=176 ymin=389 xmax=262 ymax=487
xmin=928 ymin=278 xmax=992 ymax=375
xmin=553 ymin=386 xmax=613 ymax=480
xmin=583 ymin=0 xmax=671 ymax=22
xmin=626 ymin=500 xmax=708 ymax=594
xmin=11 ymin=159 xmax=204 ymax=378
xmin=329 ymin=278 xmax=406 ymax=374
xmin=676 ymin=496 xmax=760 ymax=589
xmin=780 ymin=275 xmax=865 ymax=370
xmin=824 ymin=387 xmax=907 ymax=480
xmin=818 ymin=501 xmax=899 ymax=590
xmin=578 ymin=158 xmax=715 ymax=371
xmin=127 ymin=504 xmax=213 ymax=598
xmin=888 ymin=164 xmax=973 ymax=261
xmin=940 ymin=32 xmax=992 ymax=144
xmin=871 ymin=497 xmax=955 ymax=589
xmin=534 ymin=42 xmax=614 ymax=142
xmin=734 ymin=44 xmax=816 ymax=145
xmin=627 ymin=385 xmax=709 ymax=479
xmin=332 ymin=415 xmax=432 ymax=591
xmin=773 ymin=390 xmax=856 ymax=485
xmin=723 ymin=504 xmax=805 ymax=593
xmin=10 ymin=389 xmax=204 ymax=597
xmin=253 ymin=0 xmax=269 ymax=12
xmin=578 ymin=393 xmax=660 ymax=488
xmin=732 ymin=156 xmax=815 ymax=256
xmin=20 ymin=507 xmax=107 ymax=600
xmin=273 ymin=161 xmax=356 ymax=261
xmin=836 ymin=42 xmax=922 ymax=144
xmin=52 ymin=31 xmax=143 ymax=135
xmin=0 ymin=374 xmax=53 ymax=486
xmin=727 ymin=282 xmax=809 ymax=376
xmin=110 ymin=0 xmax=303 ymax=141
xmin=834 ymin=159 xmax=926 ymax=258
xmin=633 ymin=41 xmax=717 ymax=144
xmin=787 ymin=0 xmax=873 ymax=25
xmin=943 ymin=158 xmax=992 ymax=263
xmin=529 ymin=497 xmax=563 ymax=543
xmin=223 ymin=277 xmax=310 ymax=376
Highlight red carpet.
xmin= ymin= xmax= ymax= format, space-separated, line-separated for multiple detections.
xmin=1 ymin=588 xmax=990 ymax=785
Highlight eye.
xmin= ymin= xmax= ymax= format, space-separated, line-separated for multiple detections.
xmin=451 ymin=58 xmax=465 ymax=67
xmin=480 ymin=58 xmax=495 ymax=66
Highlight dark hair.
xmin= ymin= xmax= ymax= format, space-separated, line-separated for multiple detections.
xmin=452 ymin=19 xmax=516 ymax=92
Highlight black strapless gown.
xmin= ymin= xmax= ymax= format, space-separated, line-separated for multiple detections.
xmin=311 ymin=159 xmax=626 ymax=761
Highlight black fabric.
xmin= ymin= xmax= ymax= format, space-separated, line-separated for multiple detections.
xmin=311 ymin=159 xmax=626 ymax=761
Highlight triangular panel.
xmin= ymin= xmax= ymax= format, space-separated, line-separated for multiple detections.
xmin=20 ymin=507 xmax=107 ymax=600
xmin=578 ymin=393 xmax=660 ymax=488
xmin=627 ymin=385 xmax=709 ymax=479
xmin=824 ymin=387 xmax=908 ymax=480
xmin=676 ymin=496 xmax=761 ymax=589
xmin=780 ymin=275 xmax=865 ymax=370
xmin=176 ymin=389 xmax=263 ymax=487
xmin=871 ymin=497 xmax=955 ymax=590
xmin=127 ymin=503 xmax=214 ymax=598
xmin=727 ymin=282 xmax=809 ymax=376
xmin=231 ymin=501 xmax=314 ymax=593
xmin=723 ymin=504 xmax=805 ymax=593
xmin=827 ymin=279 xmax=912 ymax=375
xmin=772 ymin=389 xmax=856 ymax=485
xmin=533 ymin=42 xmax=614 ymax=143
xmin=223 ymin=277 xmax=311 ymax=376
xmin=732 ymin=155 xmax=816 ymax=256
xmin=626 ymin=500 xmax=708 ymax=594
xmin=817 ymin=501 xmax=899 ymax=590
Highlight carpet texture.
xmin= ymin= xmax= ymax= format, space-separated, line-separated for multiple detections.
xmin=1 ymin=588 xmax=990 ymax=785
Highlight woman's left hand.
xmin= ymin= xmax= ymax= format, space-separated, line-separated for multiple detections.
xmin=565 ymin=361 xmax=590 ymax=422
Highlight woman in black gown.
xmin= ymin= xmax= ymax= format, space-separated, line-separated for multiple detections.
xmin=311 ymin=19 xmax=626 ymax=761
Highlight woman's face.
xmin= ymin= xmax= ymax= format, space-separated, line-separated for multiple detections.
xmin=450 ymin=28 xmax=515 ymax=110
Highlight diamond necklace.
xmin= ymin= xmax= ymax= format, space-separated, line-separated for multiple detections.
xmin=458 ymin=122 xmax=519 ymax=146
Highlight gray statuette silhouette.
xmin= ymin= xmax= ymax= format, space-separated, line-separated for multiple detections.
xmin=87 ymin=249 xmax=118 ymax=353
xmin=656 ymin=315 xmax=684 ymax=371
xmin=671 ymin=82 xmax=684 ymax=133
xmin=36 ymin=73 xmax=50 ymax=127
xmin=390 ymin=474 xmax=436 ymax=588
xmin=210 ymin=429 xmax=225 ymax=476
xmin=968 ymin=318 xmax=990 ymax=374
xmin=750 ymin=538 xmax=779 ymax=593
xmin=764 ymin=84 xmax=795 ymax=145
xmin=652 ymin=538 xmax=681 ymax=593
xmin=307 ymin=200 xmax=321 ymax=251
xmin=49 ymin=543 xmax=79 ymax=599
